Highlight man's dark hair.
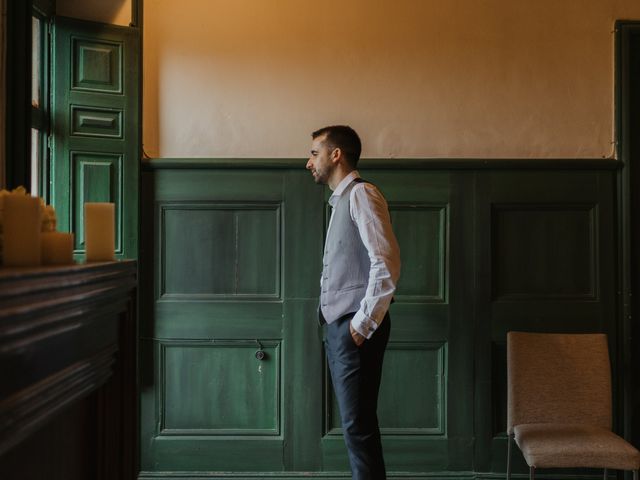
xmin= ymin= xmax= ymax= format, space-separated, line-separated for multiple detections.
xmin=312 ymin=125 xmax=362 ymax=169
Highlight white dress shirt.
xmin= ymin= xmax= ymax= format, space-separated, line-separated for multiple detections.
xmin=324 ymin=171 xmax=401 ymax=339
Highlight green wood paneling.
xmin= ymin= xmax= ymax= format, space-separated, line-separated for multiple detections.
xmin=72 ymin=38 xmax=122 ymax=91
xmin=163 ymin=208 xmax=236 ymax=295
xmin=161 ymin=341 xmax=280 ymax=435
xmin=492 ymin=205 xmax=595 ymax=298
xmin=391 ymin=206 xmax=447 ymax=300
xmin=140 ymin=161 xmax=622 ymax=478
xmin=328 ymin=342 xmax=447 ymax=435
xmin=161 ymin=204 xmax=280 ymax=297
xmin=473 ymin=171 xmax=617 ymax=473
xmin=72 ymin=152 xmax=122 ymax=250
xmin=52 ymin=17 xmax=139 ymax=259
xmin=141 ymin=169 xmax=299 ymax=472
xmin=71 ymin=105 xmax=122 ymax=137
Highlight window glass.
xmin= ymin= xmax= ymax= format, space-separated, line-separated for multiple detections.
xmin=30 ymin=12 xmax=48 ymax=199
xmin=31 ymin=16 xmax=41 ymax=108
xmin=30 ymin=128 xmax=40 ymax=194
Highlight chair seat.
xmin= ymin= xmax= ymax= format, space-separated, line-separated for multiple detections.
xmin=514 ymin=423 xmax=640 ymax=470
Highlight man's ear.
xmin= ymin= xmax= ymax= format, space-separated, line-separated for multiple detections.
xmin=330 ymin=147 xmax=342 ymax=164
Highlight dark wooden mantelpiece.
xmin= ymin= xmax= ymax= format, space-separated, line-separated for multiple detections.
xmin=0 ymin=261 xmax=137 ymax=480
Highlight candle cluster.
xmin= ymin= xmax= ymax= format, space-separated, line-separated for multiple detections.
xmin=0 ymin=186 xmax=74 ymax=267
xmin=0 ymin=187 xmax=116 ymax=268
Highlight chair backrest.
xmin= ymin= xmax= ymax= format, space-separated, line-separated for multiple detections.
xmin=507 ymin=332 xmax=611 ymax=434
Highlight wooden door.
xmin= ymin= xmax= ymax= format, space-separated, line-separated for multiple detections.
xmin=140 ymin=167 xmax=325 ymax=471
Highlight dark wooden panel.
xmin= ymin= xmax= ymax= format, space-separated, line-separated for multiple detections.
xmin=0 ymin=398 xmax=97 ymax=480
xmin=0 ymin=261 xmax=137 ymax=479
xmin=474 ymin=170 xmax=617 ymax=473
xmin=492 ymin=204 xmax=595 ymax=299
xmin=617 ymin=22 xmax=640 ymax=451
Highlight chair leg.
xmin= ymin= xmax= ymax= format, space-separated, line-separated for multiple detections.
xmin=603 ymin=468 xmax=607 ymax=480
xmin=529 ymin=466 xmax=535 ymax=480
xmin=633 ymin=470 xmax=638 ymax=480
xmin=506 ymin=434 xmax=513 ymax=480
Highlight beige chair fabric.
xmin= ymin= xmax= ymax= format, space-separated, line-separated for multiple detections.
xmin=514 ymin=423 xmax=640 ymax=470
xmin=507 ymin=331 xmax=640 ymax=473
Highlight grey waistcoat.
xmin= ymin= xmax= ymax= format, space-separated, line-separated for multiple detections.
xmin=319 ymin=179 xmax=371 ymax=324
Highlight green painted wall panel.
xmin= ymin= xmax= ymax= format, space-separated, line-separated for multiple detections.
xmin=492 ymin=205 xmax=595 ymax=298
xmin=236 ymin=209 xmax=280 ymax=295
xmin=161 ymin=205 xmax=280 ymax=297
xmin=327 ymin=342 xmax=447 ymax=435
xmin=150 ymin=303 xmax=284 ymax=340
xmin=161 ymin=342 xmax=280 ymax=435
xmin=391 ymin=206 xmax=447 ymax=300
xmin=140 ymin=164 xmax=621 ymax=477
xmin=163 ymin=208 xmax=237 ymax=295
xmin=148 ymin=437 xmax=285 ymax=472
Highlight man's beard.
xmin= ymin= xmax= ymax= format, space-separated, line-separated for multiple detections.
xmin=312 ymin=165 xmax=332 ymax=185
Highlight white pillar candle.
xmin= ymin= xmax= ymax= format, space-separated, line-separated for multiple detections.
xmin=41 ymin=232 xmax=74 ymax=265
xmin=3 ymin=193 xmax=42 ymax=266
xmin=84 ymin=202 xmax=115 ymax=262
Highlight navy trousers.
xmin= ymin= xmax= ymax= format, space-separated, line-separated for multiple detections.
xmin=324 ymin=312 xmax=391 ymax=480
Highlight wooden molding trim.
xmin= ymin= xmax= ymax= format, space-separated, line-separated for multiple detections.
xmin=142 ymin=157 xmax=622 ymax=171
xmin=0 ymin=260 xmax=137 ymax=459
xmin=0 ymin=345 xmax=117 ymax=455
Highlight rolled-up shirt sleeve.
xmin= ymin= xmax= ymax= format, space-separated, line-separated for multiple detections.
xmin=349 ymin=183 xmax=401 ymax=339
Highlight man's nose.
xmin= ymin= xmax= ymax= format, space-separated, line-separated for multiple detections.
xmin=306 ymin=158 xmax=313 ymax=169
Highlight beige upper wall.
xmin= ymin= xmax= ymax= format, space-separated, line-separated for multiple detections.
xmin=57 ymin=0 xmax=131 ymax=26
xmin=144 ymin=0 xmax=640 ymax=159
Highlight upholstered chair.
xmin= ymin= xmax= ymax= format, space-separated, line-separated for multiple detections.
xmin=506 ymin=332 xmax=640 ymax=480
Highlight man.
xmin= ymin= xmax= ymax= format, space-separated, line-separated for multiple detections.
xmin=306 ymin=125 xmax=401 ymax=480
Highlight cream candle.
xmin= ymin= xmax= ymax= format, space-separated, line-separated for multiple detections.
xmin=41 ymin=232 xmax=74 ymax=265
xmin=3 ymin=193 xmax=42 ymax=266
xmin=84 ymin=202 xmax=115 ymax=261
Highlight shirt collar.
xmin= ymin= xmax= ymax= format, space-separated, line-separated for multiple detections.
xmin=328 ymin=171 xmax=360 ymax=207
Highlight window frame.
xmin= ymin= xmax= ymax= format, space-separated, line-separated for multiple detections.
xmin=30 ymin=5 xmax=51 ymax=201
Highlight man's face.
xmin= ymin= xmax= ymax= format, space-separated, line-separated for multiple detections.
xmin=306 ymin=135 xmax=335 ymax=185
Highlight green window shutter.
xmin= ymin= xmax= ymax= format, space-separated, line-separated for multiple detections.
xmin=51 ymin=16 xmax=139 ymax=259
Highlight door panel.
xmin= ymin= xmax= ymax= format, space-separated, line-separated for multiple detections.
xmin=141 ymin=168 xmax=325 ymax=472
xmin=161 ymin=341 xmax=281 ymax=435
